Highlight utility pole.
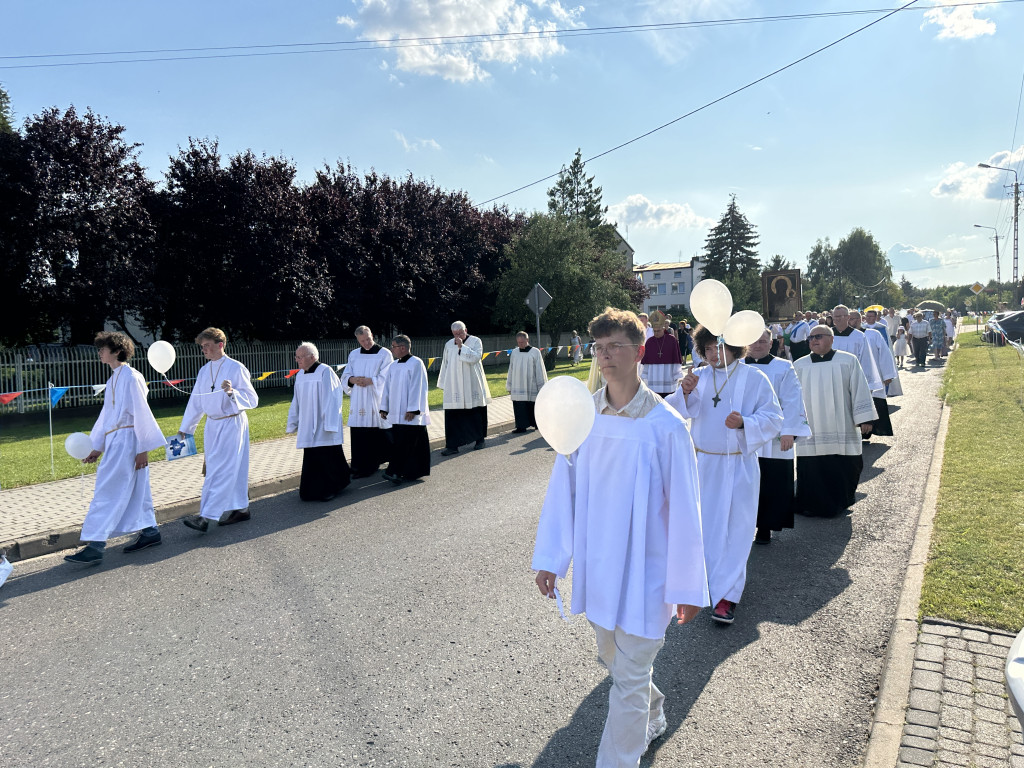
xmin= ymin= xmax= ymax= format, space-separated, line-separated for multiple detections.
xmin=974 ymin=224 xmax=1001 ymax=306
xmin=978 ymin=163 xmax=1020 ymax=307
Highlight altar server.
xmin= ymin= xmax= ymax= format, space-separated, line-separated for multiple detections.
xmin=850 ymin=310 xmax=899 ymax=438
xmin=64 ymin=332 xmax=166 ymax=564
xmin=438 ymin=320 xmax=491 ymax=455
xmin=379 ymin=335 xmax=431 ymax=483
xmin=340 ymin=326 xmax=393 ymax=478
xmin=744 ymin=329 xmax=811 ymax=544
xmin=667 ymin=325 xmax=782 ymax=625
xmin=506 ymin=331 xmax=547 ymax=433
xmin=179 ymin=327 xmax=258 ymax=533
xmin=533 ymin=307 xmax=708 ymax=765
xmin=286 ymin=341 xmax=350 ymax=501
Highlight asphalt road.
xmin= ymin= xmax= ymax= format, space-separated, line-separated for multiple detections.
xmin=0 ymin=362 xmax=945 ymax=768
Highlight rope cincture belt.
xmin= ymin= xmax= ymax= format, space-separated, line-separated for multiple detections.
xmin=210 ymin=413 xmax=240 ymax=421
xmin=695 ymin=447 xmax=741 ymax=456
xmin=104 ymin=424 xmax=134 ymax=436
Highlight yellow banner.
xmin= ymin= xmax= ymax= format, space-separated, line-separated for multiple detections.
xmin=257 ymin=371 xmax=274 ymax=381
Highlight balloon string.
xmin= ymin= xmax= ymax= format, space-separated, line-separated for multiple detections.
xmin=163 ymin=375 xmax=221 ymax=396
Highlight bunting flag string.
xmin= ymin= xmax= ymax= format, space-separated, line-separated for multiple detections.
xmin=1 ymin=341 xmax=596 ymax=403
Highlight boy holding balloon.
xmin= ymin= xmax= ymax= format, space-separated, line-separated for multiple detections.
xmin=64 ymin=332 xmax=166 ymax=564
xmin=532 ymin=307 xmax=708 ymax=764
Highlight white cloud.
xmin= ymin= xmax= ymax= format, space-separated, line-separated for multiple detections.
xmin=608 ymin=194 xmax=714 ymax=231
xmin=630 ymin=0 xmax=750 ymax=65
xmin=338 ymin=0 xmax=585 ymax=82
xmin=932 ymin=145 xmax=1024 ymax=200
xmin=392 ymin=130 xmax=441 ymax=152
xmin=748 ymin=145 xmax=762 ymax=151
xmin=889 ymin=242 xmax=967 ymax=269
xmin=921 ymin=3 xmax=996 ymax=40
xmin=336 ymin=15 xmax=357 ymax=28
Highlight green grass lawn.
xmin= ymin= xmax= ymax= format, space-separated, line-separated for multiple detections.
xmin=0 ymin=359 xmax=592 ymax=490
xmin=919 ymin=333 xmax=1024 ymax=631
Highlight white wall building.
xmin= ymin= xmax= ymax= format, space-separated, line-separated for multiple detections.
xmin=634 ymin=258 xmax=705 ymax=315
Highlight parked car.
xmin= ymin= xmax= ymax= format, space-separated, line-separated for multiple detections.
xmin=990 ymin=310 xmax=1024 ymax=343
xmin=1009 ymin=628 xmax=1024 ymax=727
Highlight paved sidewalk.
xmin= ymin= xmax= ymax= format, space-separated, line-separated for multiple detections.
xmin=897 ymin=619 xmax=1023 ymax=768
xmin=1 ymin=395 xmax=516 ymax=560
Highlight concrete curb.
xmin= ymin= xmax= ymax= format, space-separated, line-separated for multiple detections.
xmin=861 ymin=392 xmax=952 ymax=768
xmin=1 ymin=418 xmax=515 ymax=563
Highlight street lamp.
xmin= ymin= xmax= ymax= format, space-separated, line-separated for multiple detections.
xmin=978 ymin=162 xmax=1020 ymax=307
xmin=974 ymin=224 xmax=1001 ymax=306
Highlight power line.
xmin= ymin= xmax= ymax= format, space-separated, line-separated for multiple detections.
xmin=893 ymin=254 xmax=993 ymax=273
xmin=479 ymin=0 xmax=925 ymax=206
xmin=1 ymin=1 xmax=1019 ymax=70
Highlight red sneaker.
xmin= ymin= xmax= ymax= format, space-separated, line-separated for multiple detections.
xmin=712 ymin=599 xmax=735 ymax=625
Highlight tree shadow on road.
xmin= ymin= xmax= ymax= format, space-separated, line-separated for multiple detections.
xmin=496 ymin=516 xmax=854 ymax=767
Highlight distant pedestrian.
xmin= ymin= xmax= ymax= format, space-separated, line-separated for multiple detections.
xmin=64 ymin=332 xmax=166 ymax=564
xmin=640 ymin=310 xmax=683 ymax=397
xmin=909 ymin=313 xmax=930 ymax=366
xmin=929 ymin=312 xmax=946 ymax=362
xmin=340 ymin=326 xmax=393 ymax=478
xmin=380 ymin=335 xmax=431 ymax=484
xmin=893 ymin=327 xmax=909 ymax=367
xmin=286 ymin=342 xmax=350 ymax=502
xmin=438 ymin=321 xmax=491 ymax=455
xmin=180 ymin=327 xmax=259 ymax=533
xmin=570 ymin=331 xmax=583 ymax=366
xmin=506 ymin=331 xmax=547 ymax=433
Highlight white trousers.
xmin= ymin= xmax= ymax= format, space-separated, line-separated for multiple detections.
xmin=591 ymin=622 xmax=666 ymax=768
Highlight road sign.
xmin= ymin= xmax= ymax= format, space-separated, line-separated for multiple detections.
xmin=524 ymin=283 xmax=553 ymax=338
xmin=970 ymin=282 xmax=985 ymax=295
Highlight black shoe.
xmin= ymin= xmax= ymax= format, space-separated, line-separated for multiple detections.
xmin=218 ymin=510 xmax=251 ymax=526
xmin=440 ymin=447 xmax=459 ymax=456
xmin=183 ymin=515 xmax=209 ymax=533
xmin=382 ymin=471 xmax=403 ymax=485
xmin=511 ymin=427 xmax=528 ymax=434
xmin=754 ymin=528 xmax=771 ymax=545
xmin=474 ymin=439 xmax=485 ymax=450
xmin=64 ymin=547 xmax=103 ymax=565
xmin=124 ymin=532 xmax=162 ymax=553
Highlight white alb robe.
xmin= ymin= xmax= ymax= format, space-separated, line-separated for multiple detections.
xmin=745 ymin=357 xmax=811 ymax=460
xmin=506 ymin=346 xmax=547 ymax=401
xmin=532 ymin=401 xmax=709 ymax=640
xmin=793 ymin=350 xmax=877 ymax=457
xmin=380 ymin=355 xmax=432 ymax=426
xmin=666 ymin=362 xmax=782 ymax=605
xmin=831 ymin=328 xmax=883 ymax=393
xmin=438 ymin=336 xmax=491 ymax=409
xmin=81 ymin=365 xmax=166 ymax=541
xmin=340 ymin=346 xmax=393 ymax=429
xmin=862 ymin=326 xmax=902 ymax=397
xmin=287 ymin=363 xmax=344 ymax=449
xmin=180 ymin=355 xmax=258 ymax=520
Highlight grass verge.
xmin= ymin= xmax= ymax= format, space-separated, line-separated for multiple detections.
xmin=0 ymin=359 xmax=592 ymax=489
xmin=919 ymin=333 xmax=1024 ymax=631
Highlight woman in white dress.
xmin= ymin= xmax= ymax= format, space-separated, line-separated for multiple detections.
xmin=893 ymin=326 xmax=910 ymax=367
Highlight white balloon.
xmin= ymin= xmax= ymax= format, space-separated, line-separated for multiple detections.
xmin=64 ymin=432 xmax=94 ymax=461
xmin=147 ymin=340 xmax=176 ymax=374
xmin=723 ymin=310 xmax=768 ymax=346
xmin=689 ymin=279 xmax=733 ymax=335
xmin=534 ymin=376 xmax=596 ymax=455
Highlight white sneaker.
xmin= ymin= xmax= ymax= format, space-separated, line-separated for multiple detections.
xmin=643 ymin=714 xmax=667 ymax=753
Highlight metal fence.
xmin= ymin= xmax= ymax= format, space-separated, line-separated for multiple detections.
xmin=1 ymin=332 xmax=581 ymax=415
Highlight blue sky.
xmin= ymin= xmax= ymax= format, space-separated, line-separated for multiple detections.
xmin=2 ymin=0 xmax=1023 ymax=293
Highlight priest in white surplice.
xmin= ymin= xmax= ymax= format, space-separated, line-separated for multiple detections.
xmin=179 ymin=327 xmax=259 ymax=533
xmin=667 ymin=324 xmax=782 ymax=626
xmin=506 ymin=331 xmax=547 ymax=433
xmin=286 ymin=341 xmax=350 ymax=501
xmin=533 ymin=307 xmax=708 ymax=765
xmin=793 ymin=326 xmax=877 ymax=518
xmin=380 ymin=335 xmax=432 ymax=484
xmin=852 ymin=309 xmax=900 ymax=438
xmin=744 ymin=328 xmax=812 ymax=545
xmin=340 ymin=325 xmax=393 ymax=478
xmin=438 ymin=320 xmax=491 ymax=455
xmin=64 ymin=332 xmax=167 ymax=565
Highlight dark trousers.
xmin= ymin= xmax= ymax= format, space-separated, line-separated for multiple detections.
xmin=911 ymin=336 xmax=929 ymax=366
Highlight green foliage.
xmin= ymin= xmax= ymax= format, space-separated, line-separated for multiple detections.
xmin=763 ymin=254 xmax=794 ymax=271
xmin=804 ymin=228 xmax=892 ymax=310
xmin=702 ymin=194 xmax=760 ymax=281
xmin=495 ymin=214 xmax=631 ymax=350
xmin=547 ymin=148 xmax=607 ymax=231
xmin=0 ymin=85 xmax=13 ymax=134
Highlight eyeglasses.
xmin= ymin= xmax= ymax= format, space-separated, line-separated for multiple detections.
xmin=808 ymin=334 xmax=830 ymax=340
xmin=592 ymin=342 xmax=639 ymax=355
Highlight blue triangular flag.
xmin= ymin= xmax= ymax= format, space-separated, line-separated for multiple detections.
xmin=50 ymin=387 xmax=69 ymax=407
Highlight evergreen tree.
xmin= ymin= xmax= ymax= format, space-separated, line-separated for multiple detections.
xmin=764 ymin=254 xmax=795 ymax=271
xmin=702 ymin=194 xmax=760 ymax=280
xmin=0 ymin=85 xmax=13 ymax=134
xmin=547 ymin=148 xmax=607 ymax=230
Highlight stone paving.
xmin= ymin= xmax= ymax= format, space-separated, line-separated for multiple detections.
xmin=0 ymin=395 xmax=516 ymax=550
xmin=898 ymin=618 xmax=1023 ymax=768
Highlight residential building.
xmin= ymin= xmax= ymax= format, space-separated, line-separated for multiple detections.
xmin=633 ymin=258 xmax=705 ymax=315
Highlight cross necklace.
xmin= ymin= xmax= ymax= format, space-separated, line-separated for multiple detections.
xmin=710 ymin=362 xmax=732 ymax=407
xmin=209 ymin=358 xmax=226 ymax=392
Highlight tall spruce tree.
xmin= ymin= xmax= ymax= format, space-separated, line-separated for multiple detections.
xmin=0 ymin=85 xmax=13 ymax=134
xmin=702 ymin=194 xmax=760 ymax=280
xmin=547 ymin=148 xmax=607 ymax=230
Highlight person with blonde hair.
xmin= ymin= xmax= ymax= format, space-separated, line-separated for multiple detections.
xmin=179 ymin=327 xmax=259 ymax=533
